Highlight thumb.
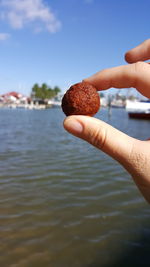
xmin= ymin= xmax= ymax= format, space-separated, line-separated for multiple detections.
xmin=63 ymin=115 xmax=135 ymax=170
xmin=64 ymin=115 xmax=150 ymax=203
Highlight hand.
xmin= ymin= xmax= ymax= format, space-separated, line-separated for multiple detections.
xmin=63 ymin=39 xmax=150 ymax=203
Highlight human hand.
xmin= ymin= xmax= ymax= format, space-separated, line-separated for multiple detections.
xmin=63 ymin=39 xmax=150 ymax=203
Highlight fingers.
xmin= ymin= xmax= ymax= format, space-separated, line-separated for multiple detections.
xmin=125 ymin=39 xmax=150 ymax=63
xmin=63 ymin=115 xmax=135 ymax=167
xmin=84 ymin=62 xmax=150 ymax=98
xmin=64 ymin=115 xmax=150 ymax=203
xmin=129 ymin=140 xmax=150 ymax=203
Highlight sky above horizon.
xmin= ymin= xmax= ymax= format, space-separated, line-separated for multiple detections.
xmin=0 ymin=0 xmax=150 ymax=96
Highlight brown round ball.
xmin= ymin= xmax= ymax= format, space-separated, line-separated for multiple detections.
xmin=61 ymin=82 xmax=100 ymax=116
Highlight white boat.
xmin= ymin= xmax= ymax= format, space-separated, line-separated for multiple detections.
xmin=126 ymin=100 xmax=150 ymax=119
xmin=110 ymin=99 xmax=125 ymax=108
xmin=48 ymin=100 xmax=61 ymax=108
xmin=47 ymin=94 xmax=62 ymax=108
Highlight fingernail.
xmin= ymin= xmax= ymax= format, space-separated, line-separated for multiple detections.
xmin=64 ymin=119 xmax=83 ymax=135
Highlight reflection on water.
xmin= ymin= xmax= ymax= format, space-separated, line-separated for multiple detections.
xmin=0 ymin=108 xmax=150 ymax=267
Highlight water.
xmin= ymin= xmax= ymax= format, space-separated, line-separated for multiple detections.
xmin=0 ymin=108 xmax=150 ymax=267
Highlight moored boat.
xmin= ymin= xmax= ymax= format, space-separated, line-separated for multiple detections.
xmin=126 ymin=100 xmax=150 ymax=120
xmin=128 ymin=110 xmax=150 ymax=119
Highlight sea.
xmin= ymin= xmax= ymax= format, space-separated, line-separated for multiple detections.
xmin=0 ymin=107 xmax=150 ymax=267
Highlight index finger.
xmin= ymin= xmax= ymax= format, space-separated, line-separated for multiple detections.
xmin=125 ymin=39 xmax=150 ymax=63
xmin=84 ymin=62 xmax=150 ymax=98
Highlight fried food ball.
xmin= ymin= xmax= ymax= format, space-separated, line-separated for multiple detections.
xmin=61 ymin=82 xmax=100 ymax=116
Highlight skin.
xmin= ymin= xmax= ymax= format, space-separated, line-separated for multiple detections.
xmin=63 ymin=39 xmax=150 ymax=203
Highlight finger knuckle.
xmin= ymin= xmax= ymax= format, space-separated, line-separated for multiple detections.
xmin=134 ymin=61 xmax=146 ymax=72
xmin=132 ymin=61 xmax=147 ymax=87
xmin=89 ymin=127 xmax=107 ymax=150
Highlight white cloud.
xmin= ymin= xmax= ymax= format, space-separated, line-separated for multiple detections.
xmin=0 ymin=33 xmax=10 ymax=41
xmin=0 ymin=0 xmax=61 ymax=33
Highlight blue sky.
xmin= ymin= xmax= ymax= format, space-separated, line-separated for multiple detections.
xmin=0 ymin=0 xmax=150 ymax=96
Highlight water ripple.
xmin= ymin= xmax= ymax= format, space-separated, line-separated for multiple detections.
xmin=0 ymin=108 xmax=150 ymax=266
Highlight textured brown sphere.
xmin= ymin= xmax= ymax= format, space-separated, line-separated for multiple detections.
xmin=61 ymin=82 xmax=100 ymax=116
xmin=62 ymin=82 xmax=100 ymax=116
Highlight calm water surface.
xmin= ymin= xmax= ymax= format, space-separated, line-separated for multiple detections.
xmin=0 ymin=108 xmax=150 ymax=267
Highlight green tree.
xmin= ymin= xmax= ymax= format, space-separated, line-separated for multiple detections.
xmin=31 ymin=83 xmax=61 ymax=100
xmin=32 ymin=83 xmax=39 ymax=92
xmin=54 ymin=86 xmax=61 ymax=95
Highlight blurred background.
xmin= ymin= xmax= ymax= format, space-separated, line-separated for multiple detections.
xmin=0 ymin=1 xmax=150 ymax=266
